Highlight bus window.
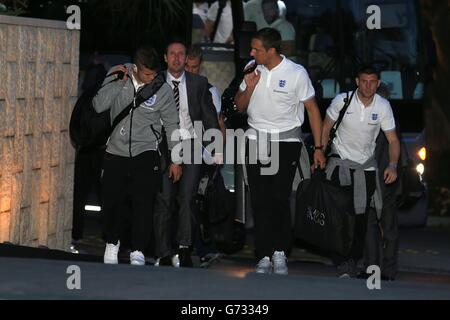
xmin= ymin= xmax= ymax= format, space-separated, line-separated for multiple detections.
xmin=242 ymin=0 xmax=340 ymax=101
xmin=346 ymin=0 xmax=422 ymax=101
xmin=344 ymin=0 xmax=424 ymax=132
xmin=192 ymin=0 xmax=209 ymax=44
xmin=192 ymin=0 xmax=234 ymax=45
xmin=190 ymin=0 xmax=236 ymax=95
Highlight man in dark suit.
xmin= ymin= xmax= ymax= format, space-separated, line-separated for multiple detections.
xmin=153 ymin=40 xmax=221 ymax=267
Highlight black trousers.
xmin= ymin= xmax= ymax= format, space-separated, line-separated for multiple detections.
xmin=246 ymin=142 xmax=301 ymax=260
xmin=72 ymin=147 xmax=104 ymax=241
xmin=380 ymin=181 xmax=399 ymax=278
xmin=101 ymin=151 xmax=160 ymax=252
xmin=330 ymin=168 xmax=380 ymax=267
xmin=153 ymin=139 xmax=203 ymax=257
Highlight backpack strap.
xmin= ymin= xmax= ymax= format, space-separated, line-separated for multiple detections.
xmin=325 ymin=90 xmax=356 ymax=156
xmin=110 ymin=72 xmax=166 ymax=135
xmin=210 ymin=0 xmax=227 ymax=42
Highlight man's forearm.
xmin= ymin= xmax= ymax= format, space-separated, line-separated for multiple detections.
xmin=309 ymin=112 xmax=323 ymax=147
xmin=388 ymin=139 xmax=400 ymax=166
xmin=321 ymin=116 xmax=334 ymax=150
xmin=234 ymin=87 xmax=254 ymax=113
xmin=305 ymin=101 xmax=323 ymax=146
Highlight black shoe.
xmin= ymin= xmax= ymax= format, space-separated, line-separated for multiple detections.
xmin=336 ymin=259 xmax=359 ymax=278
xmin=179 ymin=248 xmax=193 ymax=268
xmin=157 ymin=255 xmax=173 ymax=266
xmin=200 ymin=253 xmax=222 ymax=268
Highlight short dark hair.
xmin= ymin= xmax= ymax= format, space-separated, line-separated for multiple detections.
xmin=187 ymin=44 xmax=203 ymax=62
xmin=357 ymin=64 xmax=380 ymax=79
xmin=133 ymin=46 xmax=161 ymax=71
xmin=262 ymin=0 xmax=278 ymax=8
xmin=165 ymin=38 xmax=187 ymax=55
xmin=253 ymin=27 xmax=282 ymax=53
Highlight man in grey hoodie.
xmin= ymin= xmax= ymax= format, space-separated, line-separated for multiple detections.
xmin=92 ymin=46 xmax=181 ymax=266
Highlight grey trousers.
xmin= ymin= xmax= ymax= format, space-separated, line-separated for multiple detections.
xmin=153 ymin=139 xmax=203 ymax=257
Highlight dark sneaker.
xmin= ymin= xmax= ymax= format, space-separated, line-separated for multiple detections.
xmin=337 ymin=259 xmax=358 ymax=278
xmin=154 ymin=255 xmax=173 ymax=267
xmin=179 ymin=248 xmax=193 ymax=268
xmin=200 ymin=253 xmax=222 ymax=268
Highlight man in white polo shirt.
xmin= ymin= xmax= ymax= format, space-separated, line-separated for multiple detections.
xmin=235 ymin=27 xmax=326 ymax=275
xmin=321 ymin=64 xmax=400 ymax=278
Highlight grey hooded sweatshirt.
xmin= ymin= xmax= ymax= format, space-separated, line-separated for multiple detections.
xmin=92 ymin=63 xmax=180 ymax=159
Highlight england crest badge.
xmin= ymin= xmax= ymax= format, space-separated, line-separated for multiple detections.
xmin=144 ymin=95 xmax=157 ymax=107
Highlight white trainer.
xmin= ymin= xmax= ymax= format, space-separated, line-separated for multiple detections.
xmin=104 ymin=241 xmax=120 ymax=264
xmin=130 ymin=250 xmax=145 ymax=266
xmin=255 ymin=256 xmax=272 ymax=274
xmin=272 ymin=251 xmax=288 ymax=275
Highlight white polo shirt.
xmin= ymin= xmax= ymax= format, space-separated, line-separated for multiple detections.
xmin=239 ymin=56 xmax=315 ymax=140
xmin=326 ymin=90 xmax=396 ymax=167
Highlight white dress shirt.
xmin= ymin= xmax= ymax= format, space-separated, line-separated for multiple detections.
xmin=166 ymin=71 xmax=197 ymax=140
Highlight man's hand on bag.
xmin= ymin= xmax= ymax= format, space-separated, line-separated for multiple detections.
xmin=168 ymin=164 xmax=182 ymax=183
xmin=312 ymin=149 xmax=326 ymax=170
xmin=384 ymin=166 xmax=397 ymax=184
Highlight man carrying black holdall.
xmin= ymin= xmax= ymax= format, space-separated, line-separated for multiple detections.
xmin=294 ymin=166 xmax=354 ymax=259
xmin=91 ymin=46 xmax=182 ymax=266
xmin=321 ymin=64 xmax=400 ymax=278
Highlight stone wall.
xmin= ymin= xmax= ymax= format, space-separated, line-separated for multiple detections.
xmin=0 ymin=15 xmax=79 ymax=250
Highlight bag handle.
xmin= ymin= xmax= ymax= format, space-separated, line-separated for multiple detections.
xmin=297 ymin=142 xmax=305 ymax=181
xmin=325 ymin=90 xmax=356 ymax=156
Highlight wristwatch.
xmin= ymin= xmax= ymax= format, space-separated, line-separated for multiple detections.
xmin=314 ymin=145 xmax=324 ymax=151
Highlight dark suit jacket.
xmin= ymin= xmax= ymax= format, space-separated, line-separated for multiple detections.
xmin=164 ymin=70 xmax=220 ymax=132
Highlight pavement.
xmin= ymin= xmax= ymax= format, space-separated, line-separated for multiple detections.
xmin=1 ymin=215 xmax=450 ymax=300
xmin=1 ymin=255 xmax=450 ymax=300
xmin=2 ymin=168 xmax=445 ymax=303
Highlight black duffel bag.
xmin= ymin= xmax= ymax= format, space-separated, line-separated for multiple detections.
xmin=196 ymin=165 xmax=245 ymax=255
xmin=294 ymin=169 xmax=354 ymax=256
